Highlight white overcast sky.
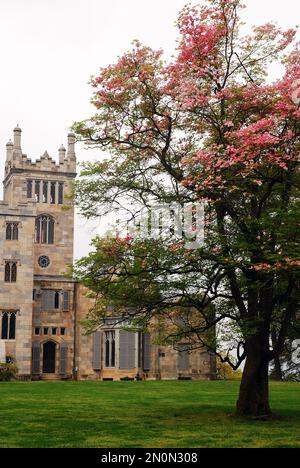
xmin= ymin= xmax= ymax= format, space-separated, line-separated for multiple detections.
xmin=0 ymin=0 xmax=299 ymax=259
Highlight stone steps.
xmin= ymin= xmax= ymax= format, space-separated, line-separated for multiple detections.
xmin=40 ymin=373 xmax=62 ymax=381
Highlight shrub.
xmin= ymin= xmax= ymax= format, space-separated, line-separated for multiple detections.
xmin=0 ymin=363 xmax=18 ymax=381
xmin=216 ymin=357 xmax=242 ymax=381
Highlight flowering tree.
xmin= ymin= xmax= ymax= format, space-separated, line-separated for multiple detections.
xmin=73 ymin=0 xmax=300 ymax=417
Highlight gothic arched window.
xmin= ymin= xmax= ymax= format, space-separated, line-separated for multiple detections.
xmin=13 ymin=223 xmax=18 ymax=240
xmin=1 ymin=312 xmax=16 ymax=340
xmin=4 ymin=262 xmax=17 ymax=283
xmin=6 ymin=223 xmax=19 ymax=241
xmin=105 ymin=331 xmax=116 ymax=368
xmin=1 ymin=313 xmax=8 ymax=339
xmin=35 ymin=216 xmax=54 ymax=244
xmin=54 ymin=292 xmax=60 ymax=309
xmin=9 ymin=313 xmax=16 ymax=340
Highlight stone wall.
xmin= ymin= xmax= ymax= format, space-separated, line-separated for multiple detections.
xmin=0 ymin=202 xmax=36 ymax=375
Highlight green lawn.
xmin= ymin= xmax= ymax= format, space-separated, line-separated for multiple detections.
xmin=0 ymin=380 xmax=299 ymax=448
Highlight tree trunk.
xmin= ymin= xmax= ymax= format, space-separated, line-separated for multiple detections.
xmin=236 ymin=337 xmax=271 ymax=418
xmin=271 ymin=331 xmax=283 ymax=381
xmin=271 ymin=356 xmax=283 ymax=381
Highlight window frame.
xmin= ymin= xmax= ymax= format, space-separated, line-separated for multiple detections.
xmin=63 ymin=291 xmax=70 ymax=311
xmin=42 ymin=181 xmax=48 ymax=203
xmin=50 ymin=182 xmax=56 ymax=204
xmin=104 ymin=330 xmax=116 ymax=368
xmin=35 ymin=180 xmax=41 ymax=203
xmin=177 ymin=344 xmax=190 ymax=371
xmin=41 ymin=289 xmax=62 ymax=311
xmin=58 ymin=182 xmax=64 ymax=205
xmin=27 ymin=180 xmax=33 ymax=198
xmin=6 ymin=222 xmax=19 ymax=241
xmin=38 ymin=255 xmax=50 ymax=269
xmin=1 ymin=312 xmax=17 ymax=341
xmin=4 ymin=261 xmax=17 ymax=283
xmin=35 ymin=215 xmax=55 ymax=245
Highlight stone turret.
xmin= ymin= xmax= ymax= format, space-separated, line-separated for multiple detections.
xmin=4 ymin=126 xmax=77 ymax=176
xmin=6 ymin=139 xmax=13 ymax=163
xmin=67 ymin=133 xmax=76 ymax=172
xmin=13 ymin=124 xmax=22 ymax=151
xmin=59 ymin=144 xmax=66 ymax=164
xmin=3 ymin=126 xmax=77 ymax=208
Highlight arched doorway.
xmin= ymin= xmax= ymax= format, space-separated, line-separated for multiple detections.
xmin=43 ymin=341 xmax=56 ymax=373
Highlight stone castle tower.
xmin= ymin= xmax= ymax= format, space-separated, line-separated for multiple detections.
xmin=0 ymin=126 xmax=76 ymax=377
xmin=0 ymin=126 xmax=216 ymax=381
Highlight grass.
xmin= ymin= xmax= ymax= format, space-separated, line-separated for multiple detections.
xmin=0 ymin=380 xmax=299 ymax=448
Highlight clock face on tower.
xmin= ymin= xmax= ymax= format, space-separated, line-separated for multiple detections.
xmin=38 ymin=255 xmax=50 ymax=268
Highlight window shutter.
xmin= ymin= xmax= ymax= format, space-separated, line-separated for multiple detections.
xmin=142 ymin=333 xmax=151 ymax=371
xmin=119 ymin=331 xmax=136 ymax=369
xmin=42 ymin=290 xmax=55 ymax=310
xmin=60 ymin=342 xmax=68 ymax=374
xmin=41 ymin=291 xmax=48 ymax=310
xmin=92 ymin=331 xmax=102 ymax=370
xmin=63 ymin=291 xmax=70 ymax=311
xmin=178 ymin=346 xmax=189 ymax=370
xmin=48 ymin=291 xmax=55 ymax=309
xmin=32 ymin=342 xmax=41 ymax=374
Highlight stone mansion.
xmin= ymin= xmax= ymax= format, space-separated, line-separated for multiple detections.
xmin=0 ymin=126 xmax=216 ymax=381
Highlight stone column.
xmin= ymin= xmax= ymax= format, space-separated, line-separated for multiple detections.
xmin=39 ymin=180 xmax=43 ymax=204
xmin=48 ymin=181 xmax=51 ymax=204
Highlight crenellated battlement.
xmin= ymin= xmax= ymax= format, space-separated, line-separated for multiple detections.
xmin=3 ymin=125 xmax=77 ymax=209
xmin=5 ymin=126 xmax=77 ymax=177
